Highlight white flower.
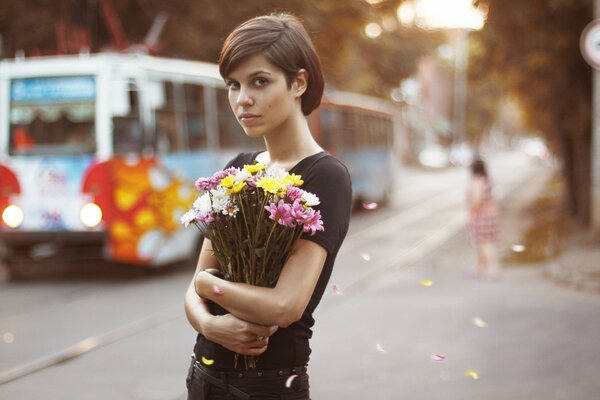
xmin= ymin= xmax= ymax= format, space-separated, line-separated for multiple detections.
xmin=210 ymin=186 xmax=230 ymax=213
xmin=193 ymin=193 xmax=213 ymax=215
xmin=180 ymin=209 xmax=198 ymax=227
xmin=268 ymin=166 xmax=288 ymax=179
xmin=223 ymin=204 xmax=239 ymax=217
xmin=234 ymin=169 xmax=251 ymax=184
xmin=301 ymin=192 xmax=320 ymax=206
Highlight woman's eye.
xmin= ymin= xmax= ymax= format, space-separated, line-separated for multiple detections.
xmin=226 ymin=81 xmax=240 ymax=90
xmin=254 ymin=78 xmax=268 ymax=87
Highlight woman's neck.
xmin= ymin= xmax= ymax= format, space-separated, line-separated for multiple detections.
xmin=260 ymin=114 xmax=323 ymax=169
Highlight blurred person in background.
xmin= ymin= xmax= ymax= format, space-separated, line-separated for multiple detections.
xmin=184 ymin=13 xmax=352 ymax=399
xmin=467 ymin=158 xmax=501 ymax=280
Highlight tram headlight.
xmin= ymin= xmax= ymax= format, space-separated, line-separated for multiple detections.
xmin=80 ymin=203 xmax=103 ymax=228
xmin=2 ymin=205 xmax=24 ymax=228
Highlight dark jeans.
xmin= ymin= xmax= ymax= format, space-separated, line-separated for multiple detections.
xmin=186 ymin=358 xmax=311 ymax=400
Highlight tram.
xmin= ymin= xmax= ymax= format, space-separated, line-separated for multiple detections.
xmin=0 ymin=53 xmax=399 ymax=268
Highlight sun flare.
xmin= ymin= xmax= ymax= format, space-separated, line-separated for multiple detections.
xmin=398 ymin=0 xmax=486 ymax=30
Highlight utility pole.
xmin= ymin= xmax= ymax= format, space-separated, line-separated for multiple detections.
xmin=452 ymin=28 xmax=468 ymax=146
xmin=593 ymin=0 xmax=600 ymax=230
xmin=582 ymin=2 xmax=600 ymax=230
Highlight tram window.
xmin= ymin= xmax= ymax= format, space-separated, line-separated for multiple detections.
xmin=10 ymin=113 xmax=96 ymax=156
xmin=317 ymin=108 xmax=334 ymax=149
xmin=155 ymin=81 xmax=181 ymax=153
xmin=216 ymin=89 xmax=257 ymax=149
xmin=9 ymin=76 xmax=97 ymax=156
xmin=113 ymin=82 xmax=143 ymax=154
xmin=339 ymin=110 xmax=355 ymax=149
xmin=184 ymin=83 xmax=206 ymax=150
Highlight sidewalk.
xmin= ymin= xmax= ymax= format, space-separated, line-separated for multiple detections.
xmin=497 ymin=168 xmax=600 ymax=294
xmin=546 ymin=236 xmax=600 ymax=293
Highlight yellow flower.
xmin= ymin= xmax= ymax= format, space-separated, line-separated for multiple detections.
xmin=220 ymin=175 xmax=235 ymax=188
xmin=227 ymin=181 xmax=246 ymax=194
xmin=257 ymin=177 xmax=286 ymax=194
xmin=283 ymin=173 xmax=304 ymax=186
xmin=244 ymin=163 xmax=267 ymax=174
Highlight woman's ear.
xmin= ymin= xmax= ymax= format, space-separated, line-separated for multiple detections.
xmin=292 ymin=69 xmax=308 ymax=98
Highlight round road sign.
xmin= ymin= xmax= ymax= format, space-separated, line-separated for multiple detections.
xmin=581 ymin=19 xmax=600 ymax=69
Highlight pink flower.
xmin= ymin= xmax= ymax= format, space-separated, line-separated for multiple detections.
xmin=289 ymin=201 xmax=323 ymax=236
xmin=286 ymin=186 xmax=305 ymax=203
xmin=196 ymin=212 xmax=216 ymax=224
xmin=195 ymin=177 xmax=217 ymax=191
xmin=265 ymin=200 xmax=294 ymax=227
xmin=195 ymin=167 xmax=241 ymax=191
xmin=301 ymin=209 xmax=324 ymax=236
xmin=290 ymin=200 xmax=306 ymax=220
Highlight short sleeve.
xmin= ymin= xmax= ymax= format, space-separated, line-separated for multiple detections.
xmin=300 ymin=158 xmax=352 ymax=255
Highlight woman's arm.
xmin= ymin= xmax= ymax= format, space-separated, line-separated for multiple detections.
xmin=184 ymin=239 xmax=277 ymax=356
xmin=195 ymin=239 xmax=327 ymax=328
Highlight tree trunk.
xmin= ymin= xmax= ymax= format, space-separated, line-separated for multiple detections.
xmin=561 ymin=130 xmax=592 ymax=227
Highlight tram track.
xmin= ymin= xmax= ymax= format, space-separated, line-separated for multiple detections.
xmin=321 ymin=164 xmax=543 ymax=309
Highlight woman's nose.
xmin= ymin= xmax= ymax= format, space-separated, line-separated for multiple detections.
xmin=237 ymin=88 xmax=253 ymax=106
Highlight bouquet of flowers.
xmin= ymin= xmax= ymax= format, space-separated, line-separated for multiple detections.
xmin=181 ymin=162 xmax=324 ymax=368
xmin=181 ymin=162 xmax=324 ymax=286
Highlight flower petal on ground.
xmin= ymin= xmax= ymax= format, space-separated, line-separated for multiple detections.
xmin=511 ymin=244 xmax=526 ymax=252
xmin=472 ymin=317 xmax=487 ymax=328
xmin=464 ymin=370 xmax=479 ymax=380
xmin=376 ymin=343 xmax=385 ymax=353
xmin=420 ymin=279 xmax=433 ymax=287
xmin=431 ymin=354 xmax=446 ymax=362
xmin=332 ymin=284 xmax=343 ymax=295
xmin=362 ymin=202 xmax=378 ymax=210
xmin=360 ymin=253 xmax=371 ymax=261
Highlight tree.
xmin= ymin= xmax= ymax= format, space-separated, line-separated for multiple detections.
xmin=471 ymin=0 xmax=594 ymax=227
xmin=0 ymin=0 xmax=441 ymax=98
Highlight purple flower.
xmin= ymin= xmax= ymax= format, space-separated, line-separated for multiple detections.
xmin=265 ymin=199 xmax=294 ymax=227
xmin=195 ymin=177 xmax=217 ymax=191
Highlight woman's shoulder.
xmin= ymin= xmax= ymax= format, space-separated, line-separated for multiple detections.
xmin=308 ymin=152 xmax=350 ymax=176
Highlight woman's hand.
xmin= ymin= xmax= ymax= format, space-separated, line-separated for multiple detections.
xmin=204 ymin=313 xmax=278 ymax=356
xmin=191 ymin=265 xmax=278 ymax=356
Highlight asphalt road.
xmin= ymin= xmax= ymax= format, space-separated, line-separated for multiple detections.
xmin=1 ymin=151 xmax=599 ymax=400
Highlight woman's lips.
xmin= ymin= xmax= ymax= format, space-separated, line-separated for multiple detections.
xmin=239 ymin=114 xmax=260 ymax=124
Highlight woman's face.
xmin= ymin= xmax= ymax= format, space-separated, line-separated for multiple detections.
xmin=224 ymin=53 xmax=301 ymax=139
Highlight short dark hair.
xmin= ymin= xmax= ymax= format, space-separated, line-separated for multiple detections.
xmin=471 ymin=159 xmax=487 ymax=177
xmin=218 ymin=13 xmax=324 ymax=116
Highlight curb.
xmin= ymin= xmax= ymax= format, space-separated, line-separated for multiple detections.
xmin=544 ymin=260 xmax=600 ymax=293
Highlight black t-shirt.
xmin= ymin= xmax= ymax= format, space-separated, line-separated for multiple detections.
xmin=193 ymin=150 xmax=352 ymax=370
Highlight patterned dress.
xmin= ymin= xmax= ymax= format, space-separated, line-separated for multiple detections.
xmin=468 ymin=176 xmax=499 ymax=244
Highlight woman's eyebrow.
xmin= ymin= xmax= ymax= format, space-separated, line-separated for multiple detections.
xmin=248 ymin=69 xmax=273 ymax=76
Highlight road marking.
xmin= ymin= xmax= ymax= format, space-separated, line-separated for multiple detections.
xmin=0 ymin=305 xmax=182 ymax=385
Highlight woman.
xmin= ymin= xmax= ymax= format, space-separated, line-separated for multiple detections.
xmin=467 ymin=158 xmax=500 ymax=280
xmin=184 ymin=14 xmax=352 ymax=399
